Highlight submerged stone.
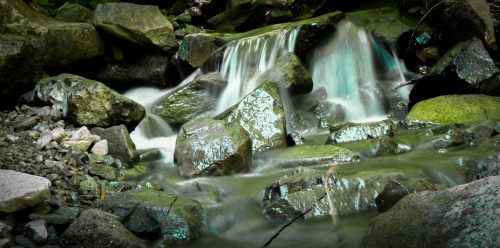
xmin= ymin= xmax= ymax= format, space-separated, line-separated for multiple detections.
xmin=175 ymin=118 xmax=252 ymax=177
xmin=361 ymin=176 xmax=500 ymax=248
xmin=407 ymin=95 xmax=500 ymax=124
xmin=99 ymin=190 xmax=204 ymax=244
xmin=224 ymin=82 xmax=287 ymax=152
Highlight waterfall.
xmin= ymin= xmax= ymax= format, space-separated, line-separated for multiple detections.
xmin=310 ymin=20 xmax=408 ymax=121
xmin=214 ymin=28 xmax=299 ymax=113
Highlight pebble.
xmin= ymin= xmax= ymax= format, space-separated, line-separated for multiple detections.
xmin=91 ymin=140 xmax=108 ymax=156
xmin=36 ymin=133 xmax=53 ymax=150
xmin=5 ymin=134 xmax=18 ymax=142
xmin=24 ymin=220 xmax=48 ymax=244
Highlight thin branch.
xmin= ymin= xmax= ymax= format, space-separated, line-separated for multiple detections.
xmin=262 ymin=193 xmax=327 ymax=248
xmin=408 ymin=0 xmax=447 ymax=50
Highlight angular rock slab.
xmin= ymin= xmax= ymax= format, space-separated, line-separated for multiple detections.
xmin=99 ymin=190 xmax=204 ymax=244
xmin=60 ymin=208 xmax=145 ymax=248
xmin=94 ymin=2 xmax=178 ymax=54
xmin=327 ymin=120 xmax=396 ymax=144
xmin=225 ymin=82 xmax=287 ymax=152
xmin=91 ymin=125 xmax=139 ymax=166
xmin=175 ymin=118 xmax=252 ymax=177
xmin=361 ymin=175 xmax=500 ymax=248
xmin=407 ymin=95 xmax=500 ymax=124
xmin=0 ymin=170 xmax=51 ymax=213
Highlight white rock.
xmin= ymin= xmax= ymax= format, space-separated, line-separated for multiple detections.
xmin=69 ymin=126 xmax=93 ymax=141
xmin=50 ymin=127 xmax=66 ymax=142
xmin=91 ymin=139 xmax=108 ymax=156
xmin=5 ymin=134 xmax=18 ymax=142
xmin=36 ymin=132 xmax=53 ymax=150
xmin=0 ymin=170 xmax=51 ymax=213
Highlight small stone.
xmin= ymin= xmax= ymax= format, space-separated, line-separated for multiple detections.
xmin=0 ymin=238 xmax=9 ymax=248
xmin=375 ymin=181 xmax=409 ymax=212
xmin=24 ymin=220 xmax=48 ymax=244
xmin=0 ymin=222 xmax=12 ymax=238
xmin=88 ymin=163 xmax=116 ymax=180
xmin=90 ymin=140 xmax=108 ymax=156
xmin=45 ymin=174 xmax=59 ymax=182
xmin=13 ymin=116 xmax=39 ymax=131
xmin=14 ymin=235 xmax=37 ymax=248
xmin=69 ymin=126 xmax=93 ymax=141
xmin=36 ymin=132 xmax=53 ymax=150
xmin=5 ymin=134 xmax=18 ymax=142
xmin=50 ymin=127 xmax=66 ymax=143
xmin=61 ymin=140 xmax=93 ymax=151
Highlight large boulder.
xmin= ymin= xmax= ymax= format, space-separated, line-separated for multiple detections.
xmin=60 ymin=208 xmax=145 ymax=248
xmin=99 ymin=190 xmax=204 ymax=244
xmin=361 ymin=175 xmax=500 ymax=248
xmin=26 ymin=74 xmax=146 ymax=129
xmin=257 ymin=52 xmax=313 ymax=95
xmin=93 ymin=3 xmax=178 ymax=54
xmin=224 ymin=82 xmax=287 ymax=152
xmin=174 ymin=118 xmax=252 ymax=177
xmin=0 ymin=0 xmax=105 ymax=66
xmin=90 ymin=125 xmax=139 ymax=166
xmin=0 ymin=170 xmax=51 ymax=213
xmin=153 ymin=73 xmax=226 ymax=125
xmin=0 ymin=34 xmax=44 ymax=109
xmin=407 ymin=95 xmax=500 ymax=124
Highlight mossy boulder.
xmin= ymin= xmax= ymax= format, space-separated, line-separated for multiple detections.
xmin=153 ymin=73 xmax=226 ymax=125
xmin=0 ymin=0 xmax=105 ymax=65
xmin=93 ymin=2 xmax=178 ymax=54
xmin=257 ymin=52 xmax=313 ymax=95
xmin=407 ymin=95 xmax=500 ymax=124
xmin=361 ymin=175 xmax=500 ymax=248
xmin=99 ymin=190 xmax=204 ymax=245
xmin=28 ymin=74 xmax=145 ymax=129
xmin=175 ymin=118 xmax=252 ymax=177
xmin=224 ymin=82 xmax=287 ymax=152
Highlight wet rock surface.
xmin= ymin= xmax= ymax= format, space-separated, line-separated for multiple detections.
xmin=327 ymin=120 xmax=396 ymax=144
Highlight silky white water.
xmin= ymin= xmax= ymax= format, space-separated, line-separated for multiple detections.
xmin=310 ymin=20 xmax=408 ymax=121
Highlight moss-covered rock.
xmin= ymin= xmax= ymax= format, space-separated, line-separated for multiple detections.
xmin=175 ymin=118 xmax=252 ymax=177
xmin=361 ymin=176 xmax=500 ymax=248
xmin=224 ymin=82 xmax=287 ymax=152
xmin=407 ymin=95 xmax=500 ymax=124
xmin=257 ymin=52 xmax=313 ymax=95
xmin=153 ymin=73 xmax=226 ymax=125
xmin=99 ymin=190 xmax=204 ymax=244
xmin=93 ymin=2 xmax=178 ymax=54
xmin=54 ymin=3 xmax=94 ymax=23
xmin=0 ymin=0 xmax=105 ymax=65
xmin=178 ymin=34 xmax=227 ymax=67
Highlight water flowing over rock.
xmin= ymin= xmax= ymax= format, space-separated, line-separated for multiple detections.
xmin=175 ymin=118 xmax=252 ymax=177
xmin=361 ymin=175 xmax=500 ymax=248
xmin=99 ymin=190 xmax=204 ymax=244
xmin=153 ymin=73 xmax=227 ymax=125
xmin=0 ymin=0 xmax=105 ymax=66
xmin=407 ymin=95 xmax=500 ymax=124
xmin=27 ymin=74 xmax=146 ymax=129
xmin=327 ymin=120 xmax=396 ymax=144
xmin=0 ymin=170 xmax=51 ymax=213
xmin=60 ymin=209 xmax=146 ymax=248
xmin=224 ymin=82 xmax=287 ymax=152
xmin=93 ymin=2 xmax=178 ymax=54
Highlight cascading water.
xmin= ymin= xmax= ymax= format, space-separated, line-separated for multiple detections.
xmin=310 ymin=20 xmax=408 ymax=121
xmin=214 ymin=28 xmax=299 ymax=114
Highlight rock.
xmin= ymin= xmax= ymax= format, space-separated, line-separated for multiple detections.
xmin=431 ymin=38 xmax=499 ymax=87
xmin=481 ymin=134 xmax=500 ymax=151
xmin=97 ymin=55 xmax=174 ymax=88
xmin=6 ymin=134 xmax=19 ymax=143
xmin=0 ymin=0 xmax=105 ymax=65
xmin=262 ymin=167 xmax=444 ymax=222
xmin=23 ymin=220 xmax=47 ymax=244
xmin=68 ymin=126 xmax=94 ymax=141
xmin=178 ymin=34 xmax=227 ymax=67
xmin=13 ymin=116 xmax=39 ymax=131
xmin=153 ymin=73 xmax=226 ymax=124
xmin=255 ymin=145 xmax=359 ymax=169
xmin=14 ymin=235 xmax=36 ymax=248
xmin=459 ymin=154 xmax=500 ymax=181
xmin=407 ymin=95 xmax=500 ymax=124
xmin=0 ymin=34 xmax=44 ymax=108
xmin=0 ymin=238 xmax=9 ymax=248
xmin=54 ymin=3 xmax=94 ymax=23
xmin=370 ymin=135 xmax=411 ymax=156
xmin=442 ymin=0 xmax=496 ymax=50
xmin=88 ymin=163 xmax=116 ymax=180
xmin=0 ymin=170 xmax=51 ymax=213
xmin=91 ymin=140 xmax=108 ymax=156
xmin=257 ymin=52 xmax=313 ymax=95
xmin=78 ymin=175 xmax=99 ymax=197
xmin=175 ymin=118 xmax=252 ymax=177
xmin=29 ymin=207 xmax=80 ymax=226
xmin=224 ymin=82 xmax=287 ymax=152
xmin=28 ymin=74 xmax=145 ymax=129
xmin=60 ymin=208 xmax=145 ymax=248
xmin=99 ymin=190 xmax=204 ymax=244
xmin=0 ymin=222 xmax=12 ymax=238
xmin=463 ymin=120 xmax=496 ymax=146
xmin=36 ymin=132 xmax=53 ymax=150
xmin=327 ymin=120 xmax=396 ymax=144
xmin=93 ymin=3 xmax=178 ymax=54
xmin=168 ymin=0 xmax=226 ymax=22
xmin=90 ymin=125 xmax=139 ymax=166
xmin=361 ymin=176 xmax=500 ymax=248
xmin=375 ymin=181 xmax=409 ymax=212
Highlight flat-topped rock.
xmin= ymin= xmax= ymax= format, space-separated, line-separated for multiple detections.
xmin=0 ymin=170 xmax=51 ymax=213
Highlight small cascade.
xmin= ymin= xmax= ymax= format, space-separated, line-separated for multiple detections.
xmin=214 ymin=28 xmax=299 ymax=113
xmin=310 ymin=21 xmax=408 ymax=121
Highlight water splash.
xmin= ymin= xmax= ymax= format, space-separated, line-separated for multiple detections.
xmin=310 ymin=20 xmax=408 ymax=121
xmin=215 ymin=28 xmax=299 ymax=113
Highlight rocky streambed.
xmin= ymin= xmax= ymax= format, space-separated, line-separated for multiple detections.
xmin=1 ymin=0 xmax=500 ymax=248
